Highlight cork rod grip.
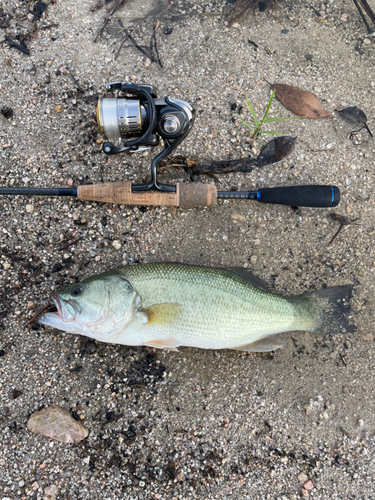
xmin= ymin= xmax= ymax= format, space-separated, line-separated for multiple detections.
xmin=77 ymin=182 xmax=217 ymax=207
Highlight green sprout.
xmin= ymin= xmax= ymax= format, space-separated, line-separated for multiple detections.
xmin=240 ymin=90 xmax=302 ymax=140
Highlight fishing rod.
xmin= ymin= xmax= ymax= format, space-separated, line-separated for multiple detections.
xmin=0 ymin=82 xmax=340 ymax=208
xmin=0 ymin=184 xmax=339 ymax=208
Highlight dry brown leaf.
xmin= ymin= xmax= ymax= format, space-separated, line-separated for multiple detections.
xmin=267 ymin=82 xmax=330 ymax=119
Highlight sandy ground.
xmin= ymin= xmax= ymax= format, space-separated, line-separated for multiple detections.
xmin=0 ymin=0 xmax=375 ymax=498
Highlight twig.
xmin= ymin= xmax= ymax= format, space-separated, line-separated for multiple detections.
xmin=37 ymin=23 xmax=59 ymax=30
xmin=357 ymin=0 xmax=375 ymax=25
xmin=151 ymin=23 xmax=163 ymax=67
xmin=117 ymin=20 xmax=153 ymax=60
xmin=114 ymin=18 xmax=146 ymax=59
xmin=94 ymin=0 xmax=124 ymax=42
xmin=352 ymin=0 xmax=373 ymax=32
xmin=67 ymin=69 xmax=85 ymax=93
xmin=4 ymin=35 xmax=30 ymax=55
xmin=25 ymin=304 xmax=54 ymax=327
xmin=90 ymin=0 xmax=104 ymax=12
xmin=328 ymin=213 xmax=359 ymax=246
xmin=94 ymin=17 xmax=109 ymax=42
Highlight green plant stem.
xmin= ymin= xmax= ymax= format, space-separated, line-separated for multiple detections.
xmin=252 ymin=90 xmax=276 ymax=138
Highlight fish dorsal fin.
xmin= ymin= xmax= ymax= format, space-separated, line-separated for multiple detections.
xmin=143 ymin=338 xmax=180 ymax=351
xmin=142 ymin=303 xmax=183 ymax=326
xmin=226 ymin=267 xmax=273 ymax=292
xmin=234 ymin=335 xmax=283 ymax=352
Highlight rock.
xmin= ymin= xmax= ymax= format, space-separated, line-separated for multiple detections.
xmin=362 ymin=333 xmax=373 ymax=342
xmin=112 ymin=240 xmax=122 ymax=250
xmin=176 ymin=471 xmax=185 ymax=482
xmin=304 ymin=480 xmax=314 ymax=491
xmin=27 ymin=405 xmax=89 ymax=444
xmin=231 ymin=213 xmax=246 ymax=221
xmin=298 ymin=472 xmax=309 ymax=484
xmin=44 ymin=485 xmax=59 ymax=498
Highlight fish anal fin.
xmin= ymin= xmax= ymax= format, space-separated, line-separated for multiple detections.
xmin=142 ymin=303 xmax=182 ymax=326
xmin=234 ymin=335 xmax=283 ymax=352
xmin=144 ymin=338 xmax=180 ymax=351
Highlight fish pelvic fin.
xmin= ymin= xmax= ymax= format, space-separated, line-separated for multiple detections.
xmin=300 ymin=284 xmax=354 ymax=335
xmin=142 ymin=303 xmax=183 ymax=326
xmin=234 ymin=335 xmax=284 ymax=352
xmin=143 ymin=338 xmax=180 ymax=351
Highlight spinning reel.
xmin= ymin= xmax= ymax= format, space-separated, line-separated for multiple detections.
xmin=96 ymin=82 xmax=195 ymax=193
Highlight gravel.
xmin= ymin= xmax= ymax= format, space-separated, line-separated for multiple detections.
xmin=1 ymin=0 xmax=375 ymax=498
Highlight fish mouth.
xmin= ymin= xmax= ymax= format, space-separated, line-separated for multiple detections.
xmin=51 ymin=293 xmax=80 ymax=322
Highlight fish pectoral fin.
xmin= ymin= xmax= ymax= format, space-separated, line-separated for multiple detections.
xmin=234 ymin=335 xmax=283 ymax=352
xmin=143 ymin=338 xmax=180 ymax=351
xmin=142 ymin=303 xmax=183 ymax=325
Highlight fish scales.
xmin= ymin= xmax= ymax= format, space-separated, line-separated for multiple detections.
xmin=118 ymin=263 xmax=308 ymax=348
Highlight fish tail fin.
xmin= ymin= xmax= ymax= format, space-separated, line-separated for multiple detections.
xmin=305 ymin=285 xmax=354 ymax=335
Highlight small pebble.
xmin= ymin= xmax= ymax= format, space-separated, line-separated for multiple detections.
xmin=44 ymin=485 xmax=59 ymax=498
xmin=362 ymin=333 xmax=373 ymax=342
xmin=231 ymin=213 xmax=246 ymax=221
xmin=84 ymin=340 xmax=97 ymax=354
xmin=304 ymin=480 xmax=314 ymax=491
xmin=298 ymin=472 xmax=309 ymax=484
xmin=112 ymin=240 xmax=122 ymax=250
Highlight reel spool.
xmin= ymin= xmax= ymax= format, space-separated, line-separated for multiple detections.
xmin=96 ymin=82 xmax=195 ymax=192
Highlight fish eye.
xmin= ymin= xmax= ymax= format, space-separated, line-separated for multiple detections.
xmin=71 ymin=285 xmax=83 ymax=297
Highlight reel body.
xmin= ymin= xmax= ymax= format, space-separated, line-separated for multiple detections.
xmin=96 ymin=82 xmax=195 ymax=192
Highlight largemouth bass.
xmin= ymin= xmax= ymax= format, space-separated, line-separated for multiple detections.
xmin=39 ymin=263 xmax=353 ymax=352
